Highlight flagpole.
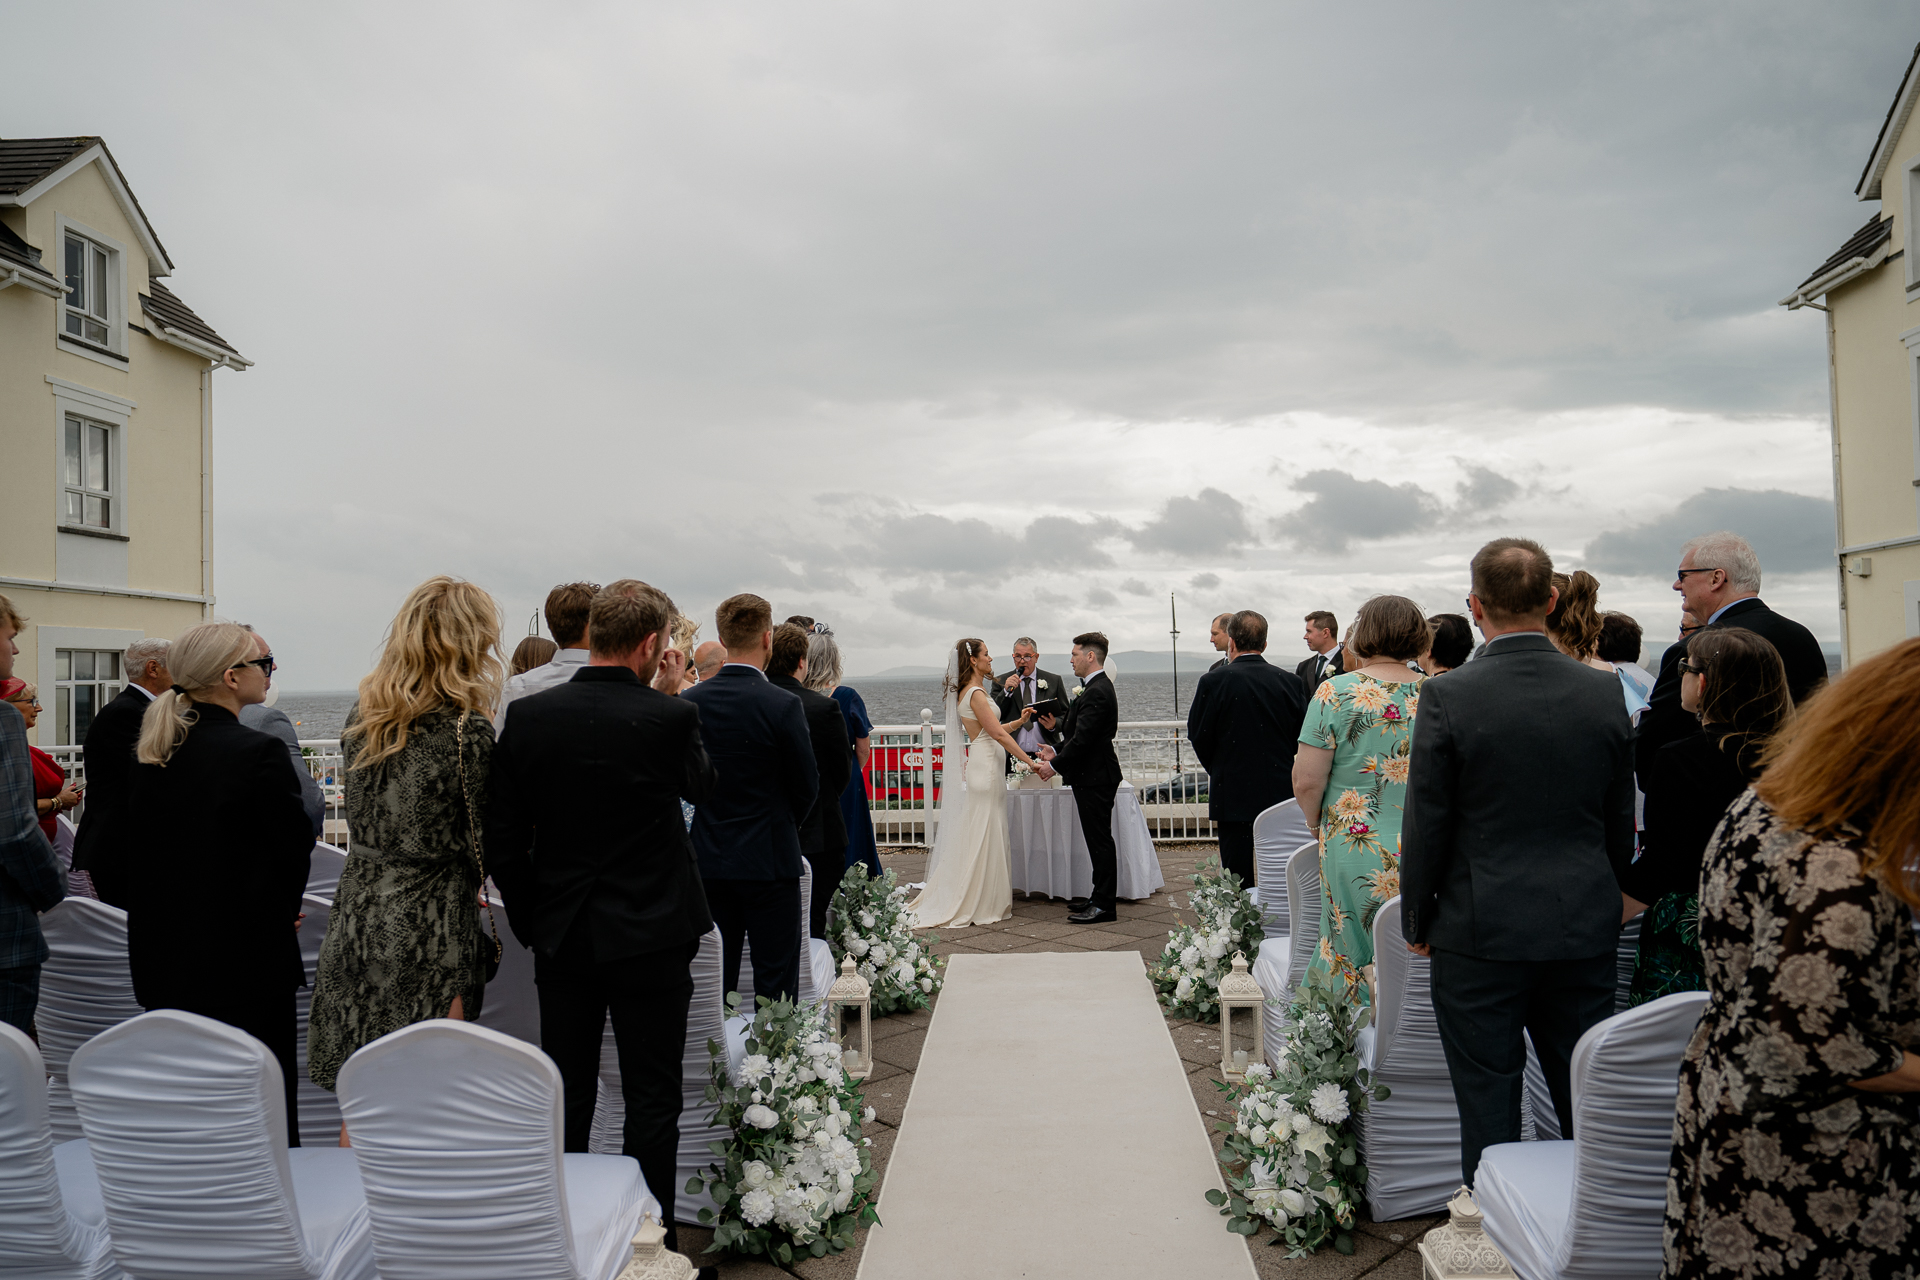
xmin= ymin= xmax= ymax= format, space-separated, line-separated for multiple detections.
xmin=1170 ymin=593 xmax=1182 ymax=778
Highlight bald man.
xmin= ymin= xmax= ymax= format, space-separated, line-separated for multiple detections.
xmin=692 ymin=641 xmax=726 ymax=683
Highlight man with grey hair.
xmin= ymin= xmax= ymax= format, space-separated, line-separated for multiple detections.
xmin=993 ymin=636 xmax=1065 ymax=767
xmin=1635 ymin=530 xmax=1827 ymax=787
xmin=71 ymin=636 xmax=175 ymax=906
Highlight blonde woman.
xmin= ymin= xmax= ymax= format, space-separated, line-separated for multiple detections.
xmin=307 ymin=577 xmax=504 ymax=1117
xmin=125 ymin=621 xmax=313 ymax=1142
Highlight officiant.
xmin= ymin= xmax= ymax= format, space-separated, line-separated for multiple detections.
xmin=993 ymin=637 xmax=1065 ymax=774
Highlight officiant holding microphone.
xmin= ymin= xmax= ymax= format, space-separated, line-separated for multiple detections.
xmin=992 ymin=637 xmax=1064 ymax=773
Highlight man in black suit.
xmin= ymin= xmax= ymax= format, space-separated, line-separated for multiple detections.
xmin=487 ymin=580 xmax=715 ymax=1243
xmin=766 ymin=623 xmax=851 ymax=940
xmin=1401 ymin=538 xmax=1635 ymax=1186
xmin=1207 ymin=614 xmax=1233 ymax=672
xmin=1037 ymin=632 xmax=1123 ymax=924
xmin=1636 ymin=531 xmax=1828 ymax=788
xmin=1186 ymin=610 xmax=1308 ymax=887
xmin=71 ymin=636 xmax=172 ymax=906
xmin=683 ymin=593 xmax=818 ymax=1005
xmin=1295 ymin=610 xmax=1345 ymax=697
xmin=992 ymin=637 xmax=1064 ymax=773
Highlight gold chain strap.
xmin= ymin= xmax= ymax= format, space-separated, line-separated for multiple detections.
xmin=455 ymin=713 xmax=502 ymax=965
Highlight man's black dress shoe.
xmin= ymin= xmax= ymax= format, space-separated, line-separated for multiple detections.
xmin=1068 ymin=897 xmax=1090 ymax=912
xmin=1068 ymin=905 xmax=1117 ymax=924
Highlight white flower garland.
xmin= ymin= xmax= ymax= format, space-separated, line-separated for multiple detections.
xmin=1148 ymin=858 xmax=1265 ymax=1021
xmin=830 ymin=864 xmax=945 ymax=1015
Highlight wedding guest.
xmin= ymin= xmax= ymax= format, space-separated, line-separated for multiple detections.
xmin=1621 ymin=628 xmax=1790 ymax=1007
xmin=1187 ymin=610 xmax=1308 ymax=887
xmin=308 ymin=578 xmax=505 ymax=1119
xmin=509 ymin=635 xmax=557 ymax=677
xmin=70 ymin=636 xmax=171 ymax=906
xmin=1597 ymin=612 xmax=1655 ymax=703
xmin=1291 ymin=595 xmax=1426 ymax=987
xmin=1677 ymin=608 xmax=1703 ymax=641
xmin=1547 ymin=570 xmax=1650 ymax=722
xmin=1663 ymin=637 xmax=1920 ymax=1278
xmin=125 ymin=621 xmax=312 ymax=1141
xmin=691 ymin=640 xmax=726 ymax=684
xmin=666 ymin=613 xmax=700 ymax=693
xmin=494 ymin=581 xmax=598 ymax=734
xmin=1637 ymin=531 xmax=1826 ymax=787
xmin=783 ymin=615 xmax=816 ymax=631
xmin=684 ymin=594 xmax=817 ymax=1004
xmin=1401 ymin=539 xmax=1634 ymax=1184
xmin=1421 ymin=613 xmax=1473 ymax=675
xmin=802 ymin=629 xmax=882 ymax=880
xmin=0 ymin=594 xmax=65 ymax=1034
xmin=767 ymin=623 xmax=852 ymax=940
xmin=236 ymin=630 xmax=325 ymax=839
xmin=1208 ymin=613 xmax=1233 ymax=672
xmin=488 ymin=580 xmax=715 ymax=1248
xmin=1296 ymin=611 xmax=1345 ymax=696
xmin=2 ymin=682 xmax=80 ymax=842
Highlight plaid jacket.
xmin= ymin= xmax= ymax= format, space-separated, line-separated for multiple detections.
xmin=0 ymin=704 xmax=65 ymax=969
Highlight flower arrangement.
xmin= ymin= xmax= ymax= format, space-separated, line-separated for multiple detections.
xmin=830 ymin=863 xmax=945 ymax=1016
xmin=695 ymin=994 xmax=882 ymax=1265
xmin=1204 ymin=968 xmax=1387 ymax=1256
xmin=1147 ymin=858 xmax=1265 ymax=1022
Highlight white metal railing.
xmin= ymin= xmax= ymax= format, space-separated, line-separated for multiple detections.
xmin=43 ymin=722 xmax=1214 ymax=854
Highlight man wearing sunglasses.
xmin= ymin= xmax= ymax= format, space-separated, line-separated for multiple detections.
xmin=236 ymin=629 xmax=325 ymax=841
xmin=1634 ymin=531 xmax=1828 ymax=789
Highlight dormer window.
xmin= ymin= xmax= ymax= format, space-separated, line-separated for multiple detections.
xmin=63 ymin=233 xmax=112 ymax=344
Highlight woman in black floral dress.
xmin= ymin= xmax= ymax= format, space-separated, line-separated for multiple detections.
xmin=307 ymin=578 xmax=505 ymax=1115
xmin=1664 ymin=638 xmax=1920 ymax=1278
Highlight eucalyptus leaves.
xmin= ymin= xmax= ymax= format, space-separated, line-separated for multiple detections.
xmin=1147 ymin=858 xmax=1266 ymax=1022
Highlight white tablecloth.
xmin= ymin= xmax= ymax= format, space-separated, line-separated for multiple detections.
xmin=1007 ymin=782 xmax=1165 ymax=902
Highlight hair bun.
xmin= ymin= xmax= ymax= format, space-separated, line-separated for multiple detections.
xmin=169 ymin=684 xmax=187 ymax=695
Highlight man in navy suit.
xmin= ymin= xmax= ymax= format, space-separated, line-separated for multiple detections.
xmin=683 ymin=594 xmax=818 ymax=1006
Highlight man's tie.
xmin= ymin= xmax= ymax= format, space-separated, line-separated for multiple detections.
xmin=1022 ymin=674 xmax=1033 ymax=704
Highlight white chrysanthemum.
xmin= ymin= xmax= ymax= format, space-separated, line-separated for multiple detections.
xmin=1291 ymin=1112 xmax=1312 ymax=1134
xmin=794 ymin=1095 xmax=819 ymax=1115
xmin=740 ymin=1054 xmax=770 ymax=1080
xmin=1179 ymin=944 xmax=1201 ymax=969
xmin=1309 ymin=1081 xmax=1350 ymax=1124
xmin=1244 ymin=1062 xmax=1273 ymax=1082
xmin=740 ymin=1188 xmax=776 ymax=1226
xmin=892 ymin=961 xmax=915 ymax=987
xmin=743 ymin=1104 xmax=780 ymax=1130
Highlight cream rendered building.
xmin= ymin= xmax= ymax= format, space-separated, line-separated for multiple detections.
xmin=1780 ymin=47 xmax=1920 ymax=663
xmin=0 ymin=136 xmax=250 ymax=747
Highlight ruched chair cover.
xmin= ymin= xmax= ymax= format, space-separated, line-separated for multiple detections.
xmin=69 ymin=1010 xmax=375 ymax=1280
xmin=588 ymin=927 xmax=738 ymax=1223
xmin=37 ymin=899 xmax=143 ymax=1144
xmin=336 ymin=1020 xmax=652 ymax=1280
xmin=305 ymin=843 xmax=347 ymax=900
xmin=1475 ymin=991 xmax=1711 ymax=1280
xmin=1352 ymin=898 xmax=1460 ymax=1221
xmin=51 ymin=815 xmax=97 ymax=900
xmin=1612 ymin=914 xmax=1642 ymax=1013
xmin=474 ymin=884 xmax=541 ymax=1046
xmin=295 ymin=892 xmax=343 ymax=1147
xmin=1252 ymin=842 xmax=1322 ymax=1069
xmin=0 ymin=1021 xmax=121 ymax=1280
xmin=1249 ymin=802 xmax=1308 ymax=932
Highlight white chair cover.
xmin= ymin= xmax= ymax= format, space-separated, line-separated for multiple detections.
xmin=37 ymin=900 xmax=143 ymax=1144
xmin=0 ymin=1021 xmax=120 ymax=1280
xmin=1476 ymin=991 xmax=1711 ymax=1280
xmin=305 ymin=843 xmax=347 ymax=900
xmin=1352 ymin=898 xmax=1460 ymax=1221
xmin=474 ymin=888 xmax=541 ymax=1046
xmin=1250 ymin=802 xmax=1307 ymax=931
xmin=588 ymin=927 xmax=736 ymax=1223
xmin=1251 ymin=842 xmax=1321 ymax=1069
xmin=337 ymin=1020 xmax=652 ymax=1280
xmin=295 ymin=892 xmax=343 ymax=1147
xmin=51 ymin=815 xmax=98 ymax=900
xmin=1613 ymin=914 xmax=1642 ymax=1014
xmin=69 ymin=1010 xmax=375 ymax=1280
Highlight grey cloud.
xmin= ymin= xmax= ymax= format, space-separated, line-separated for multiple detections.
xmin=1121 ymin=578 xmax=1155 ymax=597
xmin=1086 ymin=587 xmax=1120 ymax=607
xmin=1455 ymin=466 xmax=1521 ymax=512
xmin=1583 ymin=488 xmax=1835 ymax=579
xmin=1129 ymin=489 xmax=1254 ymax=557
xmin=1189 ymin=572 xmax=1221 ymax=590
xmin=862 ymin=511 xmax=1117 ymax=580
xmin=1272 ymin=470 xmax=1443 ymax=554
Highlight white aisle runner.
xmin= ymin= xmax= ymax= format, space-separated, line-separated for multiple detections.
xmin=856 ymin=952 xmax=1254 ymax=1280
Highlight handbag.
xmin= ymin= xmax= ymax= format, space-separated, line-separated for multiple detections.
xmin=455 ymin=713 xmax=503 ymax=983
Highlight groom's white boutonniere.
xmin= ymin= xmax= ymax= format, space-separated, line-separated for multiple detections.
xmin=1070 ymin=684 xmax=1084 ymax=700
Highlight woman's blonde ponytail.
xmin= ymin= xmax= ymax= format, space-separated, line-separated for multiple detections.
xmin=135 ymin=622 xmax=257 ymax=766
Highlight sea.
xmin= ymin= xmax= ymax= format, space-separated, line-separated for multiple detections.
xmin=276 ymin=671 xmax=1207 ymax=740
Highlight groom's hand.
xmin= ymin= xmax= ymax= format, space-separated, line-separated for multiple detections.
xmin=1033 ymin=761 xmax=1056 ymax=781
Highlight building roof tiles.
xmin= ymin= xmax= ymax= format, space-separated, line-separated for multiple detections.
xmin=1793 ymin=214 xmax=1893 ymax=292
xmin=140 ymin=281 xmax=244 ymax=358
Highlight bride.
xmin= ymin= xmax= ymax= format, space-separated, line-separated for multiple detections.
xmin=909 ymin=638 xmax=1050 ymax=928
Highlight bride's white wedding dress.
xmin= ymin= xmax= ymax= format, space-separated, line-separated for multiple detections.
xmin=909 ymin=687 xmax=1012 ymax=928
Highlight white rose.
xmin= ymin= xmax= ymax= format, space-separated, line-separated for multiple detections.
xmin=1298 ymin=1124 xmax=1334 ymax=1160
xmin=743 ymin=1160 xmax=771 ymax=1188
xmin=743 ymin=1104 xmax=780 ymax=1130
xmin=1279 ymin=1188 xmax=1309 ymax=1216
xmin=1174 ymin=974 xmax=1194 ymax=1000
xmin=920 ymin=977 xmax=933 ymax=992
xmin=860 ymin=912 xmax=876 ymax=929
xmin=849 ymin=938 xmax=870 ymax=956
xmin=863 ymin=1106 xmax=877 ymax=1122
xmin=795 ymin=1095 xmax=819 ymax=1115
xmin=1206 ymin=935 xmax=1229 ymax=960
xmin=1249 ymin=1124 xmax=1269 ymax=1146
xmin=893 ymin=961 xmax=915 ymax=987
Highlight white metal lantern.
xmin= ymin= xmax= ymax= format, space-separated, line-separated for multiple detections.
xmin=1417 ymin=1187 xmax=1516 ymax=1280
xmin=1216 ymin=952 xmax=1265 ymax=1082
xmin=828 ymin=954 xmax=873 ymax=1080
xmin=615 ymin=1213 xmax=693 ymax=1280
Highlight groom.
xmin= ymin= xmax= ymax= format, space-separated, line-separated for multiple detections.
xmin=1037 ymin=632 xmax=1122 ymax=925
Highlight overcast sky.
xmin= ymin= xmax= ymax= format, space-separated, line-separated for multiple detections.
xmin=5 ymin=2 xmax=1907 ymax=684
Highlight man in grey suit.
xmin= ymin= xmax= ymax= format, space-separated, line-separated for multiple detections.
xmin=1401 ymin=537 xmax=1634 ymax=1186
xmin=991 ymin=637 xmax=1064 ymax=770
xmin=237 ymin=629 xmax=325 ymax=839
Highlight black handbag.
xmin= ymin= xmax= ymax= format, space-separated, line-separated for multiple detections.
xmin=455 ymin=713 xmax=503 ymax=983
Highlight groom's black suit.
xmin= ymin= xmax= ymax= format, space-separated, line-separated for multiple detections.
xmin=1050 ymin=670 xmax=1122 ymax=914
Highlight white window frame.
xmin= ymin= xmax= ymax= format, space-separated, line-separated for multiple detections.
xmin=52 ymin=648 xmax=125 ymax=748
xmin=31 ymin=625 xmax=143 ymax=749
xmin=46 ymin=375 xmax=134 ymax=540
xmin=1908 ymin=155 xmax=1920 ymax=294
xmin=61 ymin=413 xmax=119 ymax=533
xmin=53 ymin=214 xmax=128 ymax=366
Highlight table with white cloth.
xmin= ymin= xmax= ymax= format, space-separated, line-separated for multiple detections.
xmin=1007 ymin=781 xmax=1165 ymax=902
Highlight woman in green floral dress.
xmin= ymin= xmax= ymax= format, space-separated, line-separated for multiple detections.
xmin=1291 ymin=596 xmax=1428 ymax=996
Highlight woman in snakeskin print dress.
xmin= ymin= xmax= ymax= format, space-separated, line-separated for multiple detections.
xmin=307 ymin=578 xmax=505 ymax=1100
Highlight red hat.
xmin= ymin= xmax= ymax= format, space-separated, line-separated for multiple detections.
xmin=0 ymin=677 xmax=25 ymax=702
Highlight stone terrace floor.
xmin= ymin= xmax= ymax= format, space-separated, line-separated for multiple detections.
xmin=676 ymin=842 xmax=1443 ymax=1279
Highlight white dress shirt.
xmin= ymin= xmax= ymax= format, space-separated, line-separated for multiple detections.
xmin=494 ymin=647 xmax=590 ymax=735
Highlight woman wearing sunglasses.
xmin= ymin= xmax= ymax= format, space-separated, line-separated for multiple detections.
xmin=125 ymin=621 xmax=316 ymax=1143
xmin=0 ymin=679 xmax=81 ymax=843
